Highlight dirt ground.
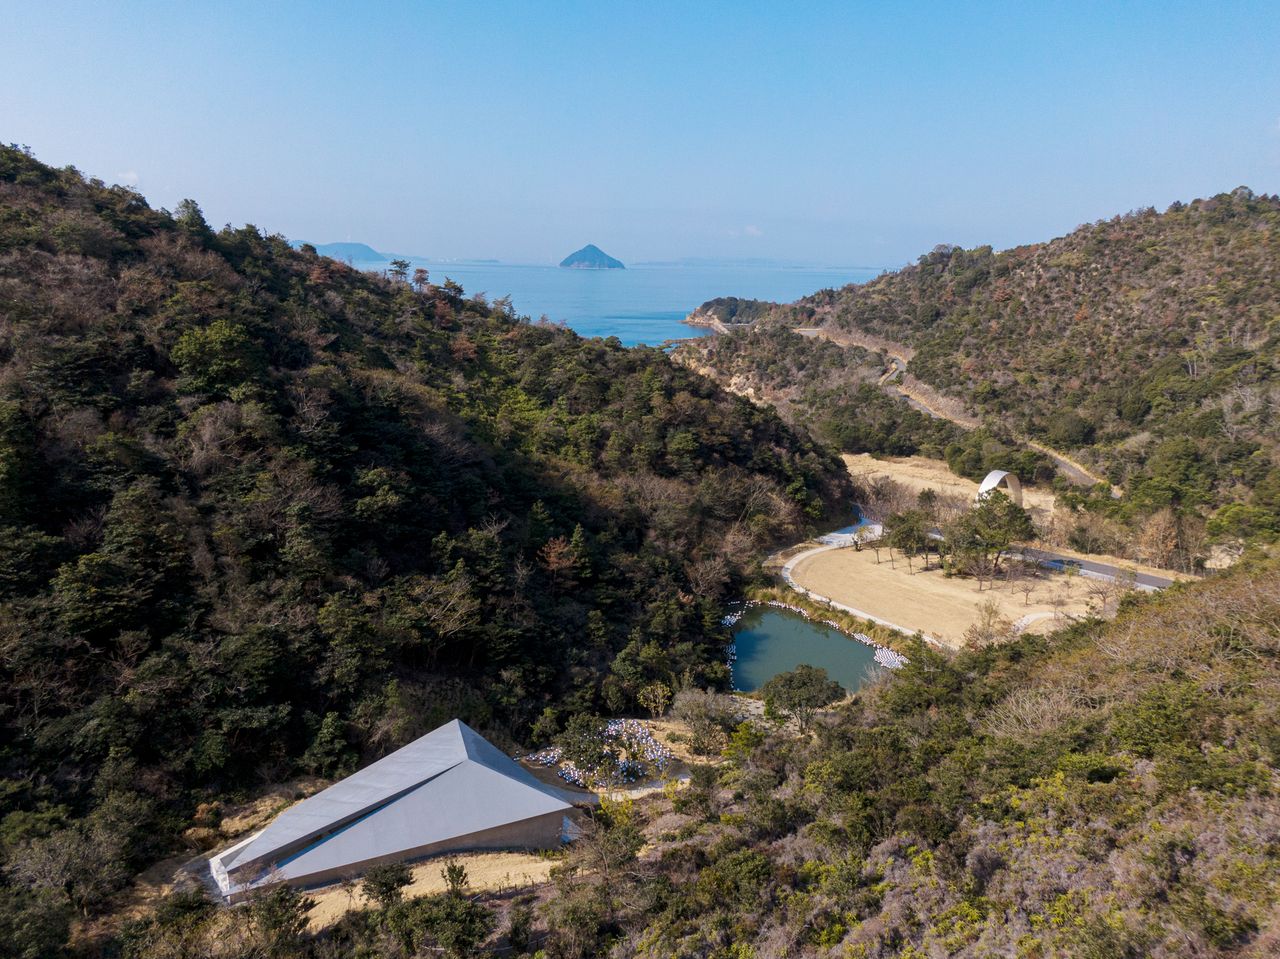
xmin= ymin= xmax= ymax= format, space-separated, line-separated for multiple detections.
xmin=843 ymin=452 xmax=1059 ymax=516
xmin=841 ymin=453 xmax=1191 ymax=583
xmin=789 ymin=545 xmax=1096 ymax=648
xmin=306 ymin=851 xmax=558 ymax=929
xmin=645 ymin=716 xmax=720 ymax=766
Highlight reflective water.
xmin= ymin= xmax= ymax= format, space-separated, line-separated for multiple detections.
xmin=731 ymin=607 xmax=879 ymax=693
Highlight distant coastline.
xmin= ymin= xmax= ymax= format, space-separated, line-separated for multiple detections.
xmin=297 ymin=240 xmax=884 ymax=275
xmin=283 ymin=254 xmax=879 ymax=346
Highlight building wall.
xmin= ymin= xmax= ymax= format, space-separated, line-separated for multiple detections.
xmin=224 ymin=810 xmax=571 ymax=902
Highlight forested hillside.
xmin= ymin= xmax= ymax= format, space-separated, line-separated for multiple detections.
xmin=686 ymin=324 xmax=1052 ymax=485
xmin=0 ymin=145 xmax=851 ymax=948
xmin=576 ymin=557 xmax=1280 ymax=958
xmin=86 ymin=557 xmax=1280 ymax=959
xmin=681 ymin=189 xmax=1280 ymax=557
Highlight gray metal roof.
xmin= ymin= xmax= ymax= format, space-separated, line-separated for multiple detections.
xmin=221 ymin=719 xmax=581 ymax=881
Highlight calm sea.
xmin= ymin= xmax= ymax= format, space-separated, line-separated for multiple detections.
xmin=349 ymin=260 xmax=881 ymax=346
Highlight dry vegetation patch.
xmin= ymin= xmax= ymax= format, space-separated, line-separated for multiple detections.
xmin=846 ymin=452 xmax=1195 ymax=579
xmin=305 ymin=851 xmax=559 ymax=930
xmin=844 ymin=452 xmax=1058 ymax=516
xmin=215 ymin=778 xmax=329 ymax=840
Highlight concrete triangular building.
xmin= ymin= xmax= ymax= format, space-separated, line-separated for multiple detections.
xmin=211 ymin=719 xmax=589 ymax=900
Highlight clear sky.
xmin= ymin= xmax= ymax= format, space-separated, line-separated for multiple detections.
xmin=3 ymin=1 xmax=1278 ymax=266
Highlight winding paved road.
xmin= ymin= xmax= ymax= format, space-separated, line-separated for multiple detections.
xmin=1017 ymin=546 xmax=1175 ymax=591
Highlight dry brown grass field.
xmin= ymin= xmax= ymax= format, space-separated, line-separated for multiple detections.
xmin=789 ymin=545 xmax=1095 ymax=647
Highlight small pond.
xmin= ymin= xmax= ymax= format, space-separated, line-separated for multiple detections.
xmin=730 ymin=606 xmax=879 ymax=693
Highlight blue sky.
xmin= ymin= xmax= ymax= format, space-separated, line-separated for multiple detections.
xmin=3 ymin=1 xmax=1278 ymax=266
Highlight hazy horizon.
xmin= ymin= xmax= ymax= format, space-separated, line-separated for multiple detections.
xmin=301 ymin=240 xmax=889 ymax=272
xmin=4 ymin=1 xmax=1278 ymax=265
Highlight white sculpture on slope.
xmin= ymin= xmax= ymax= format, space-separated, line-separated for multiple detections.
xmin=976 ymin=469 xmax=1023 ymax=508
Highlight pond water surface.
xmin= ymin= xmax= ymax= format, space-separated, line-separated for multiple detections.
xmin=731 ymin=607 xmax=879 ymax=693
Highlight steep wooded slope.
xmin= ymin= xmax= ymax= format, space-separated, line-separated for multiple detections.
xmin=112 ymin=558 xmax=1280 ymax=958
xmin=682 ymin=189 xmax=1280 ymax=554
xmin=814 ymin=190 xmax=1278 ymax=456
xmin=592 ymin=557 xmax=1280 ymax=958
xmin=0 ymin=145 xmax=850 ymax=936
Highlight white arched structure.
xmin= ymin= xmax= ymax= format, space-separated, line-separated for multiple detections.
xmin=976 ymin=470 xmax=1023 ymax=508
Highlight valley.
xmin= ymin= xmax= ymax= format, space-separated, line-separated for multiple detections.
xmin=7 ymin=4 xmax=1280 ymax=957
xmin=1 ymin=155 xmax=1278 ymax=959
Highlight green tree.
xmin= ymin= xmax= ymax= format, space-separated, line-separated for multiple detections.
xmin=637 ymin=682 xmax=672 ymax=719
xmin=0 ymin=887 xmax=73 ymax=959
xmin=174 ymin=198 xmax=213 ymax=243
xmin=246 ymin=884 xmax=314 ymax=958
xmin=0 ymin=400 xmax=36 ymax=520
xmin=888 ymin=508 xmax=932 ymax=572
xmin=302 ymin=712 xmax=354 ymax=777
xmin=52 ymin=480 xmax=191 ymax=641
xmin=567 ymin=522 xmax=592 ymax=579
xmin=573 ymin=798 xmax=644 ymax=888
xmin=760 ymin=665 xmax=844 ymax=731
xmin=390 ymin=863 xmax=492 ymax=959
xmin=171 ymin=319 xmax=265 ymax=395
xmin=361 ymin=860 xmax=413 ymax=910
xmin=556 ymin=714 xmax=612 ymax=778
xmin=946 ymin=489 xmax=1035 ymax=578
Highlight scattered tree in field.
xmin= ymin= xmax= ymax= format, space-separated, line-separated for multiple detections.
xmin=637 ymin=682 xmax=672 ymax=719
xmin=1016 ymin=572 xmax=1038 ymax=606
xmin=917 ymin=488 xmax=939 ymax=520
xmin=865 ymin=535 xmax=885 ymax=563
xmin=1086 ymin=576 xmax=1121 ymax=616
xmin=964 ymin=598 xmax=1017 ymax=648
xmin=441 ymin=858 xmax=468 ymax=898
xmin=944 ymin=490 xmax=1036 ymax=582
xmin=1050 ymin=589 xmax=1070 ymax=623
xmin=888 ymin=509 xmax=932 ymax=573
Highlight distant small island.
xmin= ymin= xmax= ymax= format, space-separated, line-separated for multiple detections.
xmin=560 ymin=244 xmax=625 ymax=270
xmin=305 ymin=241 xmax=385 ymax=262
